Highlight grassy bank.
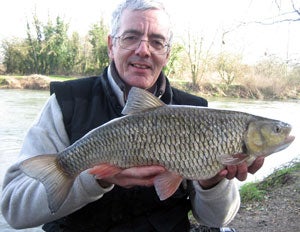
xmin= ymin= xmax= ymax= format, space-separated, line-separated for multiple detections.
xmin=240 ymin=159 xmax=300 ymax=203
xmin=0 ymin=74 xmax=75 ymax=90
xmin=1 ymin=74 xmax=300 ymax=100
xmin=229 ymin=159 xmax=300 ymax=231
xmin=190 ymin=159 xmax=300 ymax=231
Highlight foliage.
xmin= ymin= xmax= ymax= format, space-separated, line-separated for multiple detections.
xmin=240 ymin=182 xmax=266 ymax=202
xmin=181 ymin=30 xmax=212 ymax=87
xmin=258 ymin=160 xmax=300 ymax=190
xmin=240 ymin=160 xmax=300 ymax=203
xmin=163 ymin=43 xmax=184 ymax=78
xmin=1 ymin=11 xmax=300 ymax=100
xmin=255 ymin=55 xmax=288 ymax=79
xmin=2 ymin=38 xmax=28 ymax=74
xmin=215 ymin=52 xmax=244 ymax=86
xmin=87 ymin=20 xmax=109 ymax=74
xmin=1 ymin=14 xmax=109 ymax=76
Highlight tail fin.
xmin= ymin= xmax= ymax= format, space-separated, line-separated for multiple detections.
xmin=20 ymin=155 xmax=74 ymax=214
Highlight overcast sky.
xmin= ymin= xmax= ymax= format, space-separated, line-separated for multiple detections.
xmin=0 ymin=0 xmax=299 ymax=64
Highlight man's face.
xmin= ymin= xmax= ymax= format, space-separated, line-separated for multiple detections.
xmin=108 ymin=9 xmax=171 ymax=90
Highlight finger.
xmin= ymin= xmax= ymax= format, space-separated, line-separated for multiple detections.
xmin=105 ymin=173 xmax=156 ymax=188
xmin=235 ymin=163 xmax=248 ymax=181
xmin=248 ymin=157 xmax=265 ymax=174
xmin=226 ymin=165 xmax=237 ymax=180
xmin=198 ymin=169 xmax=228 ymax=189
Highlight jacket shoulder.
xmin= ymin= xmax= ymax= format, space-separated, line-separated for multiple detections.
xmin=171 ymin=88 xmax=208 ymax=107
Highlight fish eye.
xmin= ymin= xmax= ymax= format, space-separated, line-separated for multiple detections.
xmin=274 ymin=125 xmax=282 ymax=133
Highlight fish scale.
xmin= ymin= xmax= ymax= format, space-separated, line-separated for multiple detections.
xmin=58 ymin=106 xmax=261 ymax=179
xmin=20 ymin=87 xmax=295 ymax=213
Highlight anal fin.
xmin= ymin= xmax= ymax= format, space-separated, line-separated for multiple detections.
xmin=154 ymin=171 xmax=183 ymax=201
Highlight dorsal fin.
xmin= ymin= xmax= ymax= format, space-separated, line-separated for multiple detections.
xmin=122 ymin=87 xmax=166 ymax=115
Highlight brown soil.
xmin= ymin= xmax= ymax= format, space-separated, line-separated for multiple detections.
xmin=190 ymin=162 xmax=300 ymax=232
xmin=228 ymin=165 xmax=300 ymax=232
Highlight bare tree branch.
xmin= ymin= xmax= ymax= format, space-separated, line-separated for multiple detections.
xmin=291 ymin=0 xmax=300 ymax=15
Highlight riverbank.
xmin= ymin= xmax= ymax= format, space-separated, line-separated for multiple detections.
xmin=1 ymin=75 xmax=299 ymax=100
xmin=0 ymin=74 xmax=52 ymax=90
xmin=190 ymin=159 xmax=300 ymax=232
xmin=228 ymin=159 xmax=300 ymax=232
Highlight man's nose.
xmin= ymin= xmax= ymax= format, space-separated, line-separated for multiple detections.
xmin=135 ymin=40 xmax=151 ymax=57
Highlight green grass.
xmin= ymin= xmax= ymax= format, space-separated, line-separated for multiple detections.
xmin=240 ymin=159 xmax=300 ymax=203
xmin=240 ymin=182 xmax=266 ymax=202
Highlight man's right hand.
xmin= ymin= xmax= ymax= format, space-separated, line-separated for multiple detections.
xmin=90 ymin=165 xmax=166 ymax=188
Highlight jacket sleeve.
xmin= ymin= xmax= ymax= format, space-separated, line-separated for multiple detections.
xmin=1 ymin=94 xmax=113 ymax=229
xmin=189 ymin=179 xmax=240 ymax=227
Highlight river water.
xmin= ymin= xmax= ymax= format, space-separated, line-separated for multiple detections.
xmin=0 ymin=89 xmax=299 ymax=231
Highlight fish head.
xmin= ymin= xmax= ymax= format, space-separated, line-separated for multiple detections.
xmin=245 ymin=119 xmax=295 ymax=157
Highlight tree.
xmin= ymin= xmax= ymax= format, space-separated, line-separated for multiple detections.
xmin=182 ymin=29 xmax=212 ymax=87
xmin=215 ymin=52 xmax=243 ymax=86
xmin=2 ymin=38 xmax=28 ymax=74
xmin=63 ymin=32 xmax=81 ymax=75
xmin=42 ymin=16 xmax=69 ymax=74
xmin=87 ymin=19 xmax=109 ymax=74
xmin=163 ymin=42 xmax=184 ymax=78
xmin=26 ymin=14 xmax=44 ymax=74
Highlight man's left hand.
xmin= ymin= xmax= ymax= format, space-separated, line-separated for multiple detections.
xmin=198 ymin=157 xmax=265 ymax=189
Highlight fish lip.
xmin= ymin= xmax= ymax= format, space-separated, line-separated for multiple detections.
xmin=285 ymin=135 xmax=295 ymax=144
xmin=271 ymin=135 xmax=295 ymax=154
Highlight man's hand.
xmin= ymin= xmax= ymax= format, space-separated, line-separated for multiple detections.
xmin=198 ymin=157 xmax=265 ymax=189
xmin=92 ymin=165 xmax=166 ymax=188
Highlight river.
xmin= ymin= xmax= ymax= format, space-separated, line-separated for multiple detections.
xmin=0 ymin=89 xmax=299 ymax=231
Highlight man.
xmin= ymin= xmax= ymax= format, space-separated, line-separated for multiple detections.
xmin=1 ymin=0 xmax=264 ymax=231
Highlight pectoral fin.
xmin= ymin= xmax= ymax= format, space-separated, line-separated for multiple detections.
xmin=89 ymin=163 xmax=122 ymax=179
xmin=220 ymin=153 xmax=249 ymax=165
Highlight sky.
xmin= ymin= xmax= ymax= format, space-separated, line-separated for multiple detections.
xmin=0 ymin=0 xmax=299 ymax=64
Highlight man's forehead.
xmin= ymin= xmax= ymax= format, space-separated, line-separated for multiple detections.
xmin=119 ymin=9 xmax=170 ymax=36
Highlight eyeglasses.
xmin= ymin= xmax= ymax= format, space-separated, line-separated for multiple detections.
xmin=114 ymin=33 xmax=170 ymax=54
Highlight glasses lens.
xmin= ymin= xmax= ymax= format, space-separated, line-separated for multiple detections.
xmin=117 ymin=35 xmax=168 ymax=54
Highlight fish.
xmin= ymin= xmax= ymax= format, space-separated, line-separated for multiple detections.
xmin=20 ymin=87 xmax=295 ymax=213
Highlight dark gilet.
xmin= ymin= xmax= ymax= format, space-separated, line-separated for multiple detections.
xmin=43 ymin=66 xmax=208 ymax=232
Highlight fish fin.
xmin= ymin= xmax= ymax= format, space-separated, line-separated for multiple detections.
xmin=154 ymin=171 xmax=183 ymax=201
xmin=122 ymin=87 xmax=166 ymax=115
xmin=88 ymin=163 xmax=122 ymax=179
xmin=19 ymin=155 xmax=74 ymax=214
xmin=220 ymin=153 xmax=249 ymax=165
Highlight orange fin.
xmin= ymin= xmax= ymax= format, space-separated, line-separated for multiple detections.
xmin=154 ymin=171 xmax=183 ymax=201
xmin=89 ymin=163 xmax=122 ymax=179
xmin=220 ymin=153 xmax=249 ymax=165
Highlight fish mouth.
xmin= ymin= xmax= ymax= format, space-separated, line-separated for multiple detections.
xmin=272 ymin=135 xmax=295 ymax=154
xmin=286 ymin=135 xmax=295 ymax=144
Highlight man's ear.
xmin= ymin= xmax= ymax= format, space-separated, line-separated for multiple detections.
xmin=108 ymin=35 xmax=114 ymax=59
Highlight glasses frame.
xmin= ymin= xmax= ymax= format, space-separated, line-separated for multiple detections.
xmin=114 ymin=34 xmax=170 ymax=55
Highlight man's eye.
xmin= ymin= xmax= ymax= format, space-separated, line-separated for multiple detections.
xmin=151 ymin=39 xmax=164 ymax=48
xmin=123 ymin=35 xmax=139 ymax=42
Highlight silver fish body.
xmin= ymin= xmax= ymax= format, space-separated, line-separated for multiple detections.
xmin=20 ymin=87 xmax=295 ymax=213
xmin=60 ymin=106 xmax=252 ymax=179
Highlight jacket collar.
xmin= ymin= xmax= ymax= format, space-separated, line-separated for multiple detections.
xmin=108 ymin=61 xmax=172 ymax=105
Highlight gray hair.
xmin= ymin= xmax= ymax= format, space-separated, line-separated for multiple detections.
xmin=110 ymin=0 xmax=173 ymax=45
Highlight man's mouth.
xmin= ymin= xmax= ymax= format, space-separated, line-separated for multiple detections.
xmin=131 ymin=63 xmax=150 ymax=69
